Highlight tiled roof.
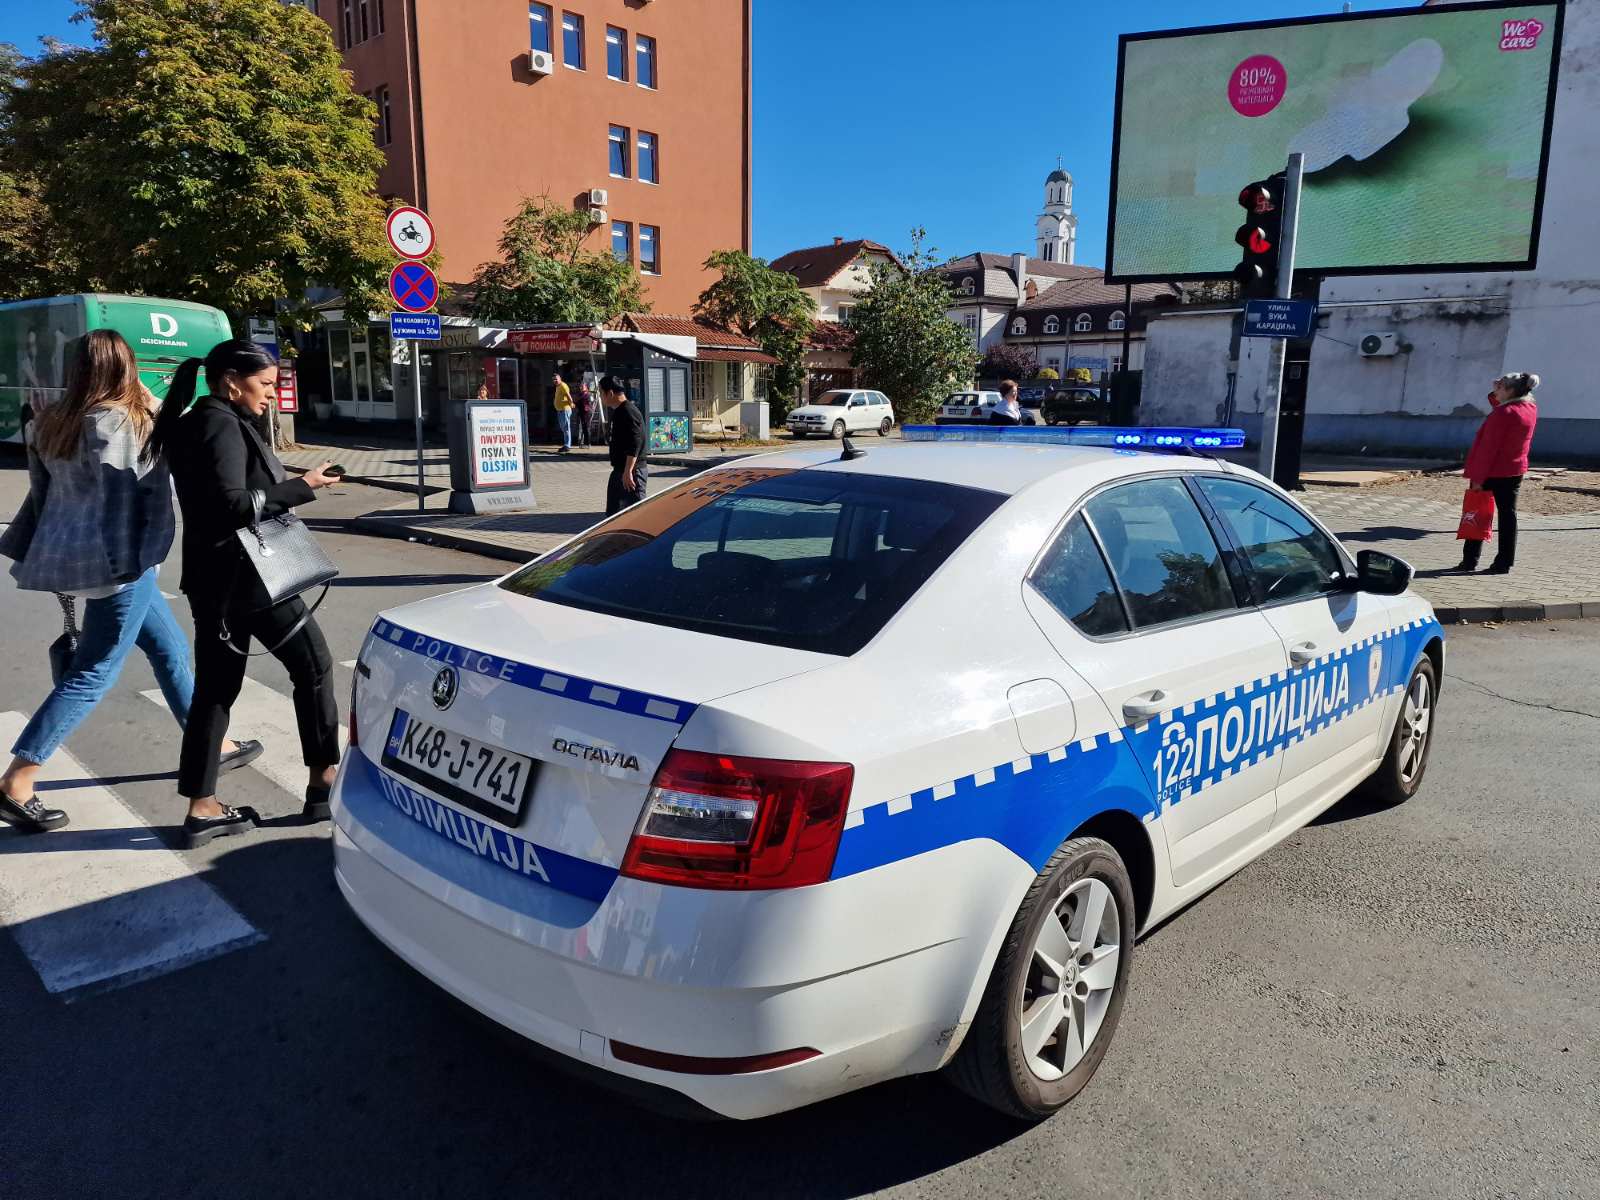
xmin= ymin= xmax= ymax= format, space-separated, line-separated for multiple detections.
xmin=612 ymin=313 xmax=765 ymax=352
xmin=806 ymin=320 xmax=856 ymax=351
xmin=943 ymin=253 xmax=1101 ymax=284
xmin=698 ymin=348 xmax=780 ymax=364
xmin=1018 ymin=276 xmax=1181 ymax=310
xmin=770 ymin=239 xmax=896 ymax=289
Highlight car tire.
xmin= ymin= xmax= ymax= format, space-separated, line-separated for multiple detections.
xmin=831 ymin=419 xmax=846 ymax=440
xmin=1044 ymin=415 xmax=1058 ymax=426
xmin=791 ymin=431 xmax=807 ymax=439
xmin=1360 ymin=653 xmax=1438 ymax=805
xmin=878 ymin=417 xmax=892 ymax=437
xmin=949 ymin=836 xmax=1135 ymax=1121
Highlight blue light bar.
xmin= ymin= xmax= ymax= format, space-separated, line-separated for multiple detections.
xmin=900 ymin=426 xmax=1246 ymax=450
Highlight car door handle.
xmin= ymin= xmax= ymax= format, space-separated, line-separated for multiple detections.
xmin=1122 ymin=689 xmax=1169 ymax=724
xmin=1289 ymin=641 xmax=1319 ymax=665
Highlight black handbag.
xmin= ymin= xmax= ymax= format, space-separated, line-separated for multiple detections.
xmin=220 ymin=488 xmax=339 ymax=656
xmin=48 ymin=592 xmax=79 ymax=686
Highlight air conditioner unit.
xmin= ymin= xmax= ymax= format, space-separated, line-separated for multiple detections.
xmin=588 ymin=187 xmax=609 ymax=207
xmin=588 ymin=208 xmax=608 ymax=225
xmin=528 ymin=49 xmax=554 ymax=75
xmin=1359 ymin=332 xmax=1402 ymax=357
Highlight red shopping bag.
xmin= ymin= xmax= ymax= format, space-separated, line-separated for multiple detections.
xmin=1456 ymin=490 xmax=1495 ymax=541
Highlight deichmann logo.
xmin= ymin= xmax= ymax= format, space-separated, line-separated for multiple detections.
xmin=1500 ymin=18 xmax=1544 ymax=51
xmin=140 ymin=311 xmax=190 ymax=349
xmin=552 ymin=737 xmax=640 ymax=772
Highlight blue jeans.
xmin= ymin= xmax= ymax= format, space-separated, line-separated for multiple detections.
xmin=556 ymin=408 xmax=572 ymax=449
xmin=11 ymin=568 xmax=193 ymax=764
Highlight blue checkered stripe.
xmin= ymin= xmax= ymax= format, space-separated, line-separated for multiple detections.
xmin=371 ymin=617 xmax=695 ymax=725
xmin=831 ymin=615 xmax=1442 ymax=880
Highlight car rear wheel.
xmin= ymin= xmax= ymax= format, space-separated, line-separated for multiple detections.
xmin=878 ymin=417 xmax=892 ymax=436
xmin=831 ymin=419 xmax=846 ymax=440
xmin=1044 ymin=414 xmax=1059 ymax=426
xmin=1360 ymin=654 xmax=1437 ymax=805
xmin=949 ymin=837 xmax=1134 ymax=1120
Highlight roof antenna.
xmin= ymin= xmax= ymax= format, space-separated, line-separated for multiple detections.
xmin=840 ymin=437 xmax=867 ymax=461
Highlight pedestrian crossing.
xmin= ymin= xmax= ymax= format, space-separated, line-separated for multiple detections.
xmin=2 ymin=664 xmax=355 ymax=1001
xmin=0 ymin=713 xmax=264 ymax=999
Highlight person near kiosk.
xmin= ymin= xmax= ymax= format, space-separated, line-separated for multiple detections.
xmin=599 ymin=374 xmax=647 ymax=514
xmin=553 ymin=367 xmax=575 ymax=454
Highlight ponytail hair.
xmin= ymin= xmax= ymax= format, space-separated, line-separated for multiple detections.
xmin=1500 ymin=371 xmax=1540 ymax=399
xmin=144 ymin=339 xmax=280 ymax=464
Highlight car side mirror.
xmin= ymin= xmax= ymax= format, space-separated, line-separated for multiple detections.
xmin=1356 ymin=549 xmax=1413 ymax=595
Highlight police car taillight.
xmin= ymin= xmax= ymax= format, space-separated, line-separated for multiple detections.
xmin=620 ymin=750 xmax=853 ymax=889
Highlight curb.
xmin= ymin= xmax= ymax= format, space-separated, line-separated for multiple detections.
xmin=289 ymin=451 xmax=732 ymax=495
xmin=350 ymin=513 xmax=532 ymax=565
xmin=1433 ymin=600 xmax=1600 ymax=624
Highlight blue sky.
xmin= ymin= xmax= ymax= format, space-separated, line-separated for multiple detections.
xmin=3 ymin=0 xmax=1406 ymax=267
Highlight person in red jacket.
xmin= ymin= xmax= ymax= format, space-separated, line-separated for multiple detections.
xmin=1454 ymin=372 xmax=1539 ymax=575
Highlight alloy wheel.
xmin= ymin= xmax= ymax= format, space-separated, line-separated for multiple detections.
xmin=1018 ymin=877 xmax=1121 ymax=1081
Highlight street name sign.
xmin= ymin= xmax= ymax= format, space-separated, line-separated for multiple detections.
xmin=390 ymin=312 xmax=442 ymax=341
xmin=1242 ymin=297 xmax=1317 ymax=339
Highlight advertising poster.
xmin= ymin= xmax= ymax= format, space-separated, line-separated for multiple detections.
xmin=276 ymin=362 xmax=299 ymax=413
xmin=1107 ymin=1 xmax=1562 ymax=281
xmin=467 ymin=403 xmax=528 ymax=489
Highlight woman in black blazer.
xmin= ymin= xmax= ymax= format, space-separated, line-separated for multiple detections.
xmin=149 ymin=340 xmax=343 ymax=847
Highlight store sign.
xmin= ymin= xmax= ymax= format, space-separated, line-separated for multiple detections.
xmin=276 ymin=362 xmax=299 ymax=413
xmin=506 ymin=327 xmax=602 ymax=354
xmin=466 ymin=402 xmax=528 ymax=490
xmin=439 ymin=327 xmax=487 ymax=348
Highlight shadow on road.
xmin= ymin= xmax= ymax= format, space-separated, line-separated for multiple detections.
xmin=2 ymin=834 xmax=1031 ymax=1200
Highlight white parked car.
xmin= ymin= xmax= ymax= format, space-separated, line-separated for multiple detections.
xmin=786 ymin=389 xmax=895 ymax=439
xmin=333 ymin=425 xmax=1442 ymax=1121
xmin=938 ymin=390 xmax=1039 ymax=425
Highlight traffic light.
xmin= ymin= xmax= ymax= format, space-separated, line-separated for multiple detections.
xmin=1233 ymin=174 xmax=1284 ymax=297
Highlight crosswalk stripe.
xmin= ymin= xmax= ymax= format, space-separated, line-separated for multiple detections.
xmin=140 ymin=675 xmax=348 ymax=799
xmin=0 ymin=712 xmax=264 ymax=1000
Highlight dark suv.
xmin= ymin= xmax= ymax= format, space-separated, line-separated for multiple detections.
xmin=1042 ymin=387 xmax=1109 ymax=426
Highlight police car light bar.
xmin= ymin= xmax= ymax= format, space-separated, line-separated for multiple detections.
xmin=900 ymin=426 xmax=1246 ymax=450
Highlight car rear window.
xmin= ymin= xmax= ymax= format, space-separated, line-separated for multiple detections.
xmin=499 ymin=468 xmax=1006 ymax=654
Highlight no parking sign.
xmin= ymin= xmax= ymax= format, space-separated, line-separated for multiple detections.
xmin=389 ymin=261 xmax=439 ymax=313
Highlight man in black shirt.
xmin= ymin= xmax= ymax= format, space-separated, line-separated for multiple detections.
xmin=599 ymin=374 xmax=649 ymax=514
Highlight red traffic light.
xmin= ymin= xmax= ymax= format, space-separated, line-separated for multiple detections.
xmin=1237 ymin=184 xmax=1276 ymax=215
xmin=1235 ymin=225 xmax=1274 ymax=254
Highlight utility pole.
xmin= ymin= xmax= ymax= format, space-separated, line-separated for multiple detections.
xmin=1257 ymin=151 xmax=1303 ymax=481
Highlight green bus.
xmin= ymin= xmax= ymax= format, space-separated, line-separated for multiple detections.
xmin=0 ymin=294 xmax=233 ymax=443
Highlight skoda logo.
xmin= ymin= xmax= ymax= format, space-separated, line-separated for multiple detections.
xmin=431 ymin=666 xmax=459 ymax=711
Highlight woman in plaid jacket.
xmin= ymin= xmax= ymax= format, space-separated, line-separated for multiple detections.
xmin=0 ymin=331 xmax=259 ymax=834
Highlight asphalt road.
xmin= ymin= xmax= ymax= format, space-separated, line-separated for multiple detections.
xmin=1 ymin=459 xmax=1597 ymax=1200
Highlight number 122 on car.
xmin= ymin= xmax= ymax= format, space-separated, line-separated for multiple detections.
xmin=382 ymin=710 xmax=535 ymax=824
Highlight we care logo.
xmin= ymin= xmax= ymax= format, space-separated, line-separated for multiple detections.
xmin=1500 ymin=18 xmax=1545 ymax=52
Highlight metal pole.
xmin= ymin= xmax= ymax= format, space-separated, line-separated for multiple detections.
xmin=412 ymin=339 xmax=425 ymax=511
xmin=1257 ymin=151 xmax=1303 ymax=481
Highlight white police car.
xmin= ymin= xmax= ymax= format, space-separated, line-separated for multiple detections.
xmin=333 ymin=425 xmax=1442 ymax=1121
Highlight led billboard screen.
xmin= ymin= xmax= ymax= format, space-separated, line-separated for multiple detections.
xmin=1106 ymin=1 xmax=1563 ymax=282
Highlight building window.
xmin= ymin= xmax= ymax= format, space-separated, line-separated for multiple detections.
xmin=1042 ymin=315 xmax=1059 ymax=335
xmin=562 ymin=12 xmax=584 ymax=69
xmin=1108 ymin=310 xmax=1126 ymax=331
xmin=1074 ymin=313 xmax=1092 ymax=332
xmin=962 ymin=313 xmax=978 ymax=334
xmin=961 ymin=276 xmax=975 ymax=296
xmin=639 ymin=225 xmax=660 ymax=275
xmin=1111 ymin=356 xmax=1124 ymax=374
xmin=754 ymin=365 xmax=772 ymax=403
xmin=340 ymin=0 xmax=353 ymax=47
xmin=1042 ymin=243 xmax=1055 ymax=262
xmin=529 ymin=3 xmax=552 ymax=52
xmin=837 ymin=304 xmax=854 ymax=325
xmin=726 ymin=361 xmax=744 ymax=403
xmin=611 ymin=220 xmax=632 ymax=263
xmin=1011 ymin=317 xmax=1027 ymax=336
xmin=373 ymin=85 xmax=391 ymax=146
xmin=637 ymin=131 xmax=658 ymax=184
xmin=606 ymin=26 xmax=627 ymax=80
xmin=357 ymin=0 xmax=381 ymax=41
xmin=635 ymin=34 xmax=656 ymax=88
xmin=1045 ymin=356 xmax=1062 ymax=374
xmin=691 ymin=363 xmax=713 ymax=418
xmin=608 ymin=124 xmax=630 ymax=177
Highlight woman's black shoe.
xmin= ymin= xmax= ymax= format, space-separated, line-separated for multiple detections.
xmin=218 ymin=739 xmax=264 ymax=773
xmin=1446 ymin=561 xmax=1478 ymax=574
xmin=1485 ymin=563 xmax=1512 ymax=575
xmin=184 ymin=805 xmax=257 ymax=849
xmin=303 ymin=785 xmax=332 ymax=823
xmin=1 ymin=790 xmax=69 ymax=833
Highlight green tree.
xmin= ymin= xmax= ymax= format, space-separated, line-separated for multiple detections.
xmin=0 ymin=0 xmax=394 ymax=319
xmin=849 ymin=229 xmax=978 ymax=424
xmin=470 ymin=196 xmax=649 ymax=325
xmin=693 ymin=250 xmax=816 ymax=417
